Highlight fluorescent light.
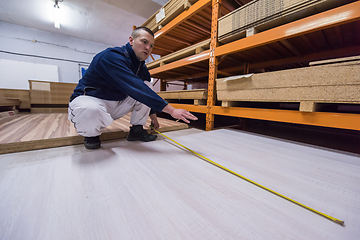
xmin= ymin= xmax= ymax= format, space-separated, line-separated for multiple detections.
xmin=54 ymin=4 xmax=60 ymax=29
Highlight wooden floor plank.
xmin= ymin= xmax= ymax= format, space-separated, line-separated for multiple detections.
xmin=0 ymin=113 xmax=188 ymax=154
xmin=0 ymin=129 xmax=359 ymax=239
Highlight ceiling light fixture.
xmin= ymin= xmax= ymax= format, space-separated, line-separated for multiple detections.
xmin=54 ymin=0 xmax=61 ymax=29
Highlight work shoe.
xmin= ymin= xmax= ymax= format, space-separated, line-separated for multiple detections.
xmin=127 ymin=125 xmax=157 ymax=142
xmin=84 ymin=136 xmax=101 ymax=149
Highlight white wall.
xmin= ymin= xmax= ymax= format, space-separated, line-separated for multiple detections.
xmin=147 ymin=54 xmax=187 ymax=92
xmin=0 ymin=22 xmax=109 ymax=87
xmin=0 ymin=21 xmax=190 ymax=92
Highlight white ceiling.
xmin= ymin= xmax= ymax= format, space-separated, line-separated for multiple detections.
xmin=0 ymin=0 xmax=168 ymax=46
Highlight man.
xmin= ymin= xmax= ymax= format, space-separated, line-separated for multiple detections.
xmin=68 ymin=27 xmax=198 ymax=149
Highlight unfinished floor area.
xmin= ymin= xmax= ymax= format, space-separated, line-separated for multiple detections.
xmin=0 ymin=128 xmax=359 ymax=239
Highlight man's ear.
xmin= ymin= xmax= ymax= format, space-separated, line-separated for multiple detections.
xmin=129 ymin=36 xmax=134 ymax=46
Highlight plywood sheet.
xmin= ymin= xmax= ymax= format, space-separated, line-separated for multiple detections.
xmin=0 ymin=129 xmax=359 ymax=239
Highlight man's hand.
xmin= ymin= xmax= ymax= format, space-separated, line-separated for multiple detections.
xmin=150 ymin=113 xmax=160 ymax=130
xmin=162 ymin=104 xmax=198 ymax=123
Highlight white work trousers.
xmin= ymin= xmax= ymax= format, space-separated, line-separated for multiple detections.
xmin=68 ymin=82 xmax=152 ymax=137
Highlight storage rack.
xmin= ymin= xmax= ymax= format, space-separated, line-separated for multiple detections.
xmin=148 ymin=0 xmax=360 ymax=131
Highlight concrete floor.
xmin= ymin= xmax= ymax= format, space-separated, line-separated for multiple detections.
xmin=0 ymin=128 xmax=359 ymax=239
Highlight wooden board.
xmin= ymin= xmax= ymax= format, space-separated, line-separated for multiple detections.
xmin=146 ymin=39 xmax=210 ymax=70
xmin=218 ymin=0 xmax=352 ymax=43
xmin=29 ymin=80 xmax=77 ymax=104
xmin=0 ymin=97 xmax=21 ymax=107
xmin=29 ymin=80 xmax=77 ymax=113
xmin=141 ymin=0 xmax=198 ymax=34
xmin=157 ymin=89 xmax=207 ymax=105
xmin=0 ymin=88 xmax=30 ymax=109
xmin=0 ymin=113 xmax=188 ymax=154
xmin=0 ymin=129 xmax=359 ymax=239
xmin=216 ymin=59 xmax=360 ymax=110
xmin=157 ymin=89 xmax=207 ymax=100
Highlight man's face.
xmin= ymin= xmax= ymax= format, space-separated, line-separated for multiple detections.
xmin=129 ymin=30 xmax=154 ymax=61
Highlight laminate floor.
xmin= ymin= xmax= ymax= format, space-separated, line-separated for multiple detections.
xmin=0 ymin=128 xmax=359 ymax=240
xmin=0 ymin=113 xmax=188 ymax=154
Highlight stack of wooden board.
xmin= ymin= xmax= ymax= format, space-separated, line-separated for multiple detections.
xmin=0 ymin=88 xmax=30 ymax=110
xmin=216 ymin=56 xmax=360 ymax=111
xmin=157 ymin=89 xmax=207 ymax=105
xmin=0 ymin=97 xmax=20 ymax=110
xmin=141 ymin=0 xmax=198 ymax=33
xmin=29 ymin=80 xmax=77 ymax=113
xmin=0 ymin=97 xmax=20 ymax=118
xmin=218 ymin=0 xmax=352 ymax=42
xmin=146 ymin=39 xmax=210 ymax=70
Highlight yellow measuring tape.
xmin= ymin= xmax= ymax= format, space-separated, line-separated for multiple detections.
xmin=154 ymin=129 xmax=345 ymax=226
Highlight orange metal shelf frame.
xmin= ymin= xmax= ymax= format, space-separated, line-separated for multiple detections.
xmin=150 ymin=1 xmax=360 ymax=77
xmin=170 ymin=104 xmax=360 ymax=131
xmin=149 ymin=1 xmax=360 ymax=131
xmin=149 ymin=50 xmax=210 ymax=75
xmin=152 ymin=0 xmax=212 ymax=56
xmin=154 ymin=0 xmax=211 ymax=40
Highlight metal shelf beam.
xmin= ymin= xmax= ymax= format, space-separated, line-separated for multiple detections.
xmin=149 ymin=50 xmax=209 ymax=75
xmin=170 ymin=104 xmax=360 ymax=131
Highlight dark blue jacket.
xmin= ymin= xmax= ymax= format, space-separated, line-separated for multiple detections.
xmin=71 ymin=43 xmax=167 ymax=114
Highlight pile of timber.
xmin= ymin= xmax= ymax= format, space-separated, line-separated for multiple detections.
xmin=216 ymin=56 xmax=360 ymax=112
xmin=157 ymin=89 xmax=207 ymax=105
xmin=218 ymin=0 xmax=353 ymax=43
xmin=29 ymin=80 xmax=77 ymax=113
xmin=0 ymin=97 xmax=20 ymax=118
xmin=146 ymin=39 xmax=210 ymax=70
xmin=141 ymin=0 xmax=198 ymax=34
xmin=0 ymin=88 xmax=30 ymax=111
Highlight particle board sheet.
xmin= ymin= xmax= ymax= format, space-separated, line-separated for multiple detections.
xmin=0 ymin=129 xmax=359 ymax=239
xmin=218 ymin=0 xmax=349 ymax=41
xmin=157 ymin=89 xmax=207 ymax=100
xmin=216 ymin=59 xmax=360 ymax=104
xmin=0 ymin=113 xmax=188 ymax=154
